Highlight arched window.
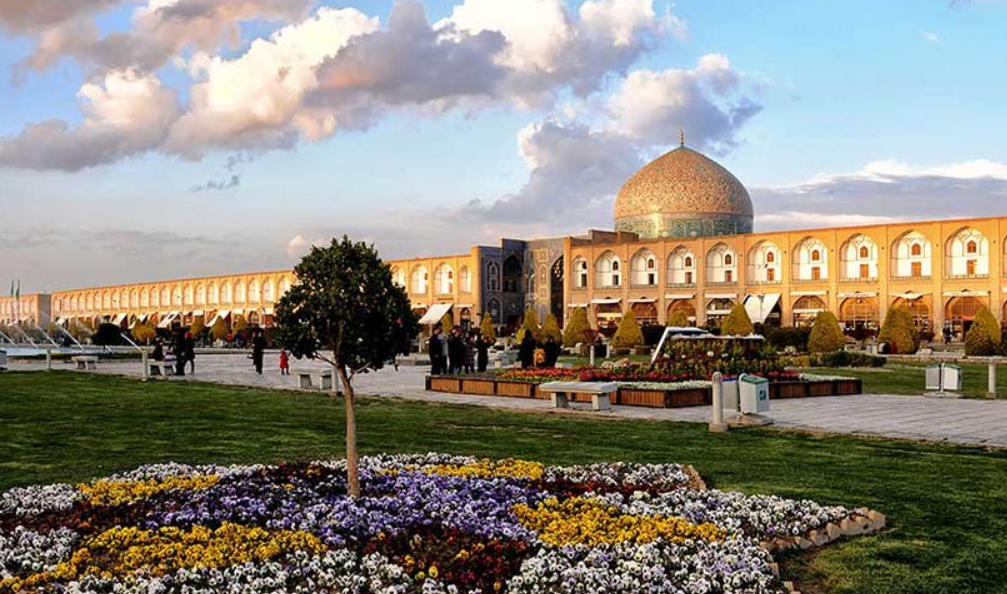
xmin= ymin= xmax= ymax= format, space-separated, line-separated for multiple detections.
xmin=946 ymin=228 xmax=988 ymax=278
xmin=668 ymin=247 xmax=696 ymax=285
xmin=595 ymin=252 xmax=621 ymax=288
xmin=811 ymin=249 xmax=821 ymax=261
xmin=487 ymin=262 xmax=501 ymax=292
xmin=748 ymin=241 xmax=781 ymax=284
xmin=911 ymin=244 xmax=922 ymax=256
xmin=263 ymin=279 xmax=275 ymax=302
xmin=184 ymin=285 xmax=194 ymax=305
xmin=967 ymin=241 xmax=977 ymax=254
xmin=435 ymin=265 xmax=454 ymax=294
xmin=892 ymin=231 xmax=931 ymax=278
xmin=220 ymin=283 xmax=231 ymax=304
xmin=503 ymin=256 xmax=522 ymax=293
xmin=573 ymin=258 xmax=589 ymax=288
xmin=859 ymin=246 xmax=869 ymax=259
xmin=459 ymin=266 xmax=472 ymax=293
xmin=235 ymin=282 xmax=245 ymax=303
xmin=631 ymin=249 xmax=658 ymax=286
xmin=279 ymin=277 xmax=291 ymax=296
xmin=841 ymin=234 xmax=878 ymax=280
xmin=207 ymin=283 xmax=218 ymax=305
xmin=195 ymin=284 xmax=205 ymax=305
xmin=411 ymin=266 xmax=429 ymax=294
xmin=706 ymin=244 xmax=737 ymax=284
xmin=248 ymin=281 xmax=259 ymax=303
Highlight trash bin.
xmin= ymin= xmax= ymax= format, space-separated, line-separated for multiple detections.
xmin=722 ymin=377 xmax=739 ymax=411
xmin=925 ymin=364 xmax=942 ymax=391
xmin=942 ymin=364 xmax=962 ymax=392
xmin=739 ymin=374 xmax=770 ymax=414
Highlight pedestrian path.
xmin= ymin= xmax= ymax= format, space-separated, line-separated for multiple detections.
xmin=10 ymin=353 xmax=1007 ymax=448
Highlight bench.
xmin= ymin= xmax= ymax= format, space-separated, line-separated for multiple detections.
xmin=71 ymin=356 xmax=98 ymax=371
xmin=298 ymin=372 xmax=334 ymax=390
xmin=539 ymin=381 xmax=618 ymax=412
xmin=149 ymin=361 xmax=176 ymax=377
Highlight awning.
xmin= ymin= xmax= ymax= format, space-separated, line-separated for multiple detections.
xmin=418 ymin=303 xmax=453 ymax=325
xmin=943 ymin=290 xmax=988 ymax=297
xmin=591 ymin=298 xmax=621 ymax=305
xmin=54 ymin=317 xmax=66 ymax=325
xmin=705 ymin=293 xmax=738 ymax=299
xmin=793 ymin=308 xmax=825 ymax=315
xmin=263 ymin=307 xmax=274 ymax=315
xmin=743 ymin=293 xmax=782 ymax=324
xmin=568 ymin=303 xmax=589 ymax=308
xmin=629 ymin=297 xmax=656 ymax=304
xmin=411 ymin=303 xmax=428 ymax=310
xmin=206 ymin=310 xmax=230 ymax=327
xmin=231 ymin=308 xmax=244 ymax=315
xmin=665 ymin=293 xmax=695 ymax=300
xmin=838 ymin=292 xmax=877 ymax=298
xmin=791 ymin=290 xmax=827 ymax=297
xmin=110 ymin=313 xmax=126 ymax=325
xmin=707 ymin=307 xmax=733 ymax=315
xmin=157 ymin=312 xmax=179 ymax=328
xmin=894 ymin=292 xmax=924 ymax=300
xmin=455 ymin=303 xmax=474 ymax=309
xmin=192 ymin=310 xmax=204 ymax=317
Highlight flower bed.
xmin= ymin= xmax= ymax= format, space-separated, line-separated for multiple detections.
xmin=0 ymin=454 xmax=884 ymax=594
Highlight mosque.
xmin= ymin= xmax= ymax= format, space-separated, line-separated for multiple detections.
xmin=2 ymin=137 xmax=1004 ymax=342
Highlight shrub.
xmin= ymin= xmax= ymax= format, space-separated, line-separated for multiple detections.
xmin=132 ymin=321 xmax=156 ymax=344
xmin=189 ymin=315 xmax=206 ymax=339
xmin=761 ymin=325 xmax=811 ymax=352
xmin=211 ymin=317 xmax=228 ymax=341
xmin=813 ymin=350 xmax=886 ymax=368
xmin=808 ymin=311 xmax=845 ymax=353
xmin=541 ymin=313 xmax=562 ymax=343
xmin=479 ymin=312 xmax=496 ymax=343
xmin=232 ymin=315 xmax=248 ymax=340
xmin=669 ymin=309 xmax=690 ymax=327
xmin=965 ymin=308 xmax=1000 ymax=356
xmin=441 ymin=312 xmax=454 ymax=333
xmin=515 ymin=308 xmax=541 ymax=343
xmin=720 ymin=304 xmax=754 ymax=336
xmin=611 ymin=310 xmax=644 ymax=349
xmin=563 ymin=307 xmax=591 ymax=347
xmin=92 ymin=322 xmax=123 ymax=346
xmin=878 ymin=306 xmax=919 ymax=354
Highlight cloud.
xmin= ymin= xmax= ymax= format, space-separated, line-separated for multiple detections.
xmin=751 ymin=159 xmax=1007 ymax=230
xmin=922 ymin=31 xmax=940 ymax=43
xmin=0 ymin=69 xmax=180 ymax=171
xmin=0 ymin=0 xmax=124 ymax=34
xmin=17 ymin=0 xmax=312 ymax=74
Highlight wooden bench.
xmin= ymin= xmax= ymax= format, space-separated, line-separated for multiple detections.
xmin=149 ymin=361 xmax=176 ymax=377
xmin=298 ymin=372 xmax=334 ymax=390
xmin=71 ymin=356 xmax=98 ymax=371
xmin=539 ymin=381 xmax=618 ymax=412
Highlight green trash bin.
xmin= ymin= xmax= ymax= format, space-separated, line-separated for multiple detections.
xmin=739 ymin=373 xmax=770 ymax=414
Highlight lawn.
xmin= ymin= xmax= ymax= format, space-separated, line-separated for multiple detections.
xmin=800 ymin=360 xmax=1007 ymax=399
xmin=2 ymin=371 xmax=1007 ymax=594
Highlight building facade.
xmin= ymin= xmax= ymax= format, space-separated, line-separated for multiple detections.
xmin=3 ymin=141 xmax=1005 ymax=342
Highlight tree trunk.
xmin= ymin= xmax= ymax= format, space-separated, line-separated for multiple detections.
xmin=335 ymin=365 xmax=360 ymax=497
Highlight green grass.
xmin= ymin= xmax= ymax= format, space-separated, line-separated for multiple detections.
xmin=801 ymin=361 xmax=1007 ymax=399
xmin=2 ymin=371 xmax=1007 ymax=593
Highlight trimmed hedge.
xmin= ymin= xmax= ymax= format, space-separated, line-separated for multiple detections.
xmin=809 ymin=311 xmax=845 ymax=353
xmin=611 ymin=309 xmax=644 ymax=348
xmin=721 ymin=304 xmax=754 ymax=336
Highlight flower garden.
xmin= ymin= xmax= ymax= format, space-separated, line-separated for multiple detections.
xmin=0 ymin=453 xmax=884 ymax=594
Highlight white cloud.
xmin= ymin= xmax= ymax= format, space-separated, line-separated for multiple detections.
xmin=0 ymin=70 xmax=179 ymax=171
xmin=923 ymin=31 xmax=940 ymax=43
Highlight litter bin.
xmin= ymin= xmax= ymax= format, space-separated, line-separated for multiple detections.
xmin=942 ymin=364 xmax=962 ymax=392
xmin=739 ymin=374 xmax=770 ymax=414
xmin=722 ymin=377 xmax=739 ymax=411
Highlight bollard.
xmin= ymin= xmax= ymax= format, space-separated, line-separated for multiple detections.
xmin=141 ymin=350 xmax=149 ymax=381
xmin=989 ymin=359 xmax=997 ymax=399
xmin=709 ymin=371 xmax=728 ymax=432
xmin=46 ymin=348 xmax=52 ymax=371
xmin=589 ymin=344 xmax=595 ymax=367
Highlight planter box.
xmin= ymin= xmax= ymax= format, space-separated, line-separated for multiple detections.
xmin=835 ymin=379 xmax=862 ymax=395
xmin=461 ymin=378 xmax=496 ymax=396
xmin=770 ymin=382 xmax=809 ymax=399
xmin=665 ymin=387 xmax=711 ymax=408
xmin=618 ymin=388 xmax=665 ymax=408
xmin=497 ymin=381 xmax=536 ymax=398
xmin=428 ymin=377 xmax=462 ymax=393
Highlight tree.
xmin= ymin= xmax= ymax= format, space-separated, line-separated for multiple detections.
xmin=611 ymin=309 xmax=644 ymax=348
xmin=541 ymin=313 xmax=562 ymax=343
xmin=669 ymin=309 xmax=690 ymax=327
xmin=232 ymin=314 xmax=248 ymax=339
xmin=274 ymin=237 xmax=419 ymax=497
xmin=965 ymin=306 xmax=1000 ymax=356
xmin=132 ymin=321 xmax=156 ymax=344
xmin=189 ymin=315 xmax=206 ymax=340
xmin=878 ymin=306 xmax=919 ymax=354
xmin=92 ymin=322 xmax=123 ymax=346
xmin=479 ymin=312 xmax=496 ymax=343
xmin=563 ymin=307 xmax=591 ymax=347
xmin=721 ymin=304 xmax=754 ymax=336
xmin=808 ymin=311 xmax=845 ymax=353
xmin=515 ymin=307 xmax=541 ymax=343
xmin=211 ymin=317 xmax=229 ymax=342
xmin=441 ymin=312 xmax=454 ymax=334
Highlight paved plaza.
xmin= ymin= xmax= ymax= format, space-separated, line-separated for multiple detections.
xmin=10 ymin=352 xmax=1007 ymax=448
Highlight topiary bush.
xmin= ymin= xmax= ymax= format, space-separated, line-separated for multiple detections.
xmin=562 ymin=307 xmax=591 ymax=347
xmin=878 ymin=305 xmax=919 ymax=354
xmin=515 ymin=308 xmax=541 ymax=343
xmin=211 ymin=317 xmax=229 ymax=342
xmin=611 ymin=309 xmax=644 ymax=349
xmin=720 ymin=304 xmax=754 ymax=336
xmin=808 ymin=311 xmax=845 ymax=353
xmin=965 ymin=307 xmax=1000 ymax=356
xmin=441 ymin=312 xmax=454 ymax=334
xmin=541 ymin=313 xmax=562 ymax=343
xmin=669 ymin=309 xmax=690 ymax=327
xmin=974 ymin=306 xmax=1002 ymax=345
xmin=480 ymin=312 xmax=496 ymax=342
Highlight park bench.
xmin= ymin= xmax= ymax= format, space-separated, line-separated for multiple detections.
xmin=71 ymin=356 xmax=98 ymax=371
xmin=539 ymin=381 xmax=618 ymax=412
xmin=148 ymin=361 xmax=176 ymax=377
xmin=298 ymin=371 xmax=334 ymax=390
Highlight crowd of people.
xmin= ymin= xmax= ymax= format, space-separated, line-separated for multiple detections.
xmin=427 ymin=325 xmax=492 ymax=375
xmin=150 ymin=328 xmax=196 ymax=376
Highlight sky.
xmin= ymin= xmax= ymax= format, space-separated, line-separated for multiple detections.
xmin=1 ymin=0 xmax=1007 ymax=294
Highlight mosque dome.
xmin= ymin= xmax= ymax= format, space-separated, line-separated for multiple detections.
xmin=613 ymin=138 xmax=753 ymax=240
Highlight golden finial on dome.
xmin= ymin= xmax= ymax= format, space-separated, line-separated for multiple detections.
xmin=679 ymin=126 xmax=685 ymax=147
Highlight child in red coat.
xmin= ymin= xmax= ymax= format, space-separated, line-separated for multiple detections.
xmin=279 ymin=349 xmax=290 ymax=375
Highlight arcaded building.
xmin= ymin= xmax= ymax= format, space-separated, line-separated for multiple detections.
xmin=2 ymin=139 xmax=1004 ymax=342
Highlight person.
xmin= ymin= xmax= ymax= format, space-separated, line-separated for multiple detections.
xmin=476 ymin=333 xmax=490 ymax=372
xmin=279 ymin=348 xmax=290 ymax=375
xmin=518 ymin=332 xmax=536 ymax=369
xmin=184 ymin=331 xmax=196 ymax=375
xmin=448 ymin=328 xmax=465 ymax=375
xmin=151 ymin=338 xmax=164 ymax=362
xmin=251 ymin=329 xmax=265 ymax=374
xmin=172 ymin=330 xmax=186 ymax=376
xmin=463 ymin=333 xmax=476 ymax=374
xmin=428 ymin=325 xmax=445 ymax=375
xmin=943 ymin=321 xmax=953 ymax=344
xmin=544 ymin=335 xmax=561 ymax=368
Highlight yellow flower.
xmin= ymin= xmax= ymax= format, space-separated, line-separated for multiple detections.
xmin=77 ymin=475 xmax=221 ymax=506
xmin=424 ymin=458 xmax=544 ymax=481
xmin=429 ymin=565 xmax=439 ymax=579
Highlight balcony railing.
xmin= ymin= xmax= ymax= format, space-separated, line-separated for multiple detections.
xmin=791 ymin=277 xmax=828 ymax=283
xmin=665 ymin=282 xmax=696 ymax=288
xmin=630 ymin=282 xmax=659 ymax=289
xmin=945 ymin=273 xmax=989 ymax=280
xmin=839 ymin=277 xmax=878 ymax=283
xmin=705 ymin=281 xmax=738 ymax=287
xmin=890 ymin=275 xmax=932 ymax=281
xmin=746 ymin=279 xmax=783 ymax=286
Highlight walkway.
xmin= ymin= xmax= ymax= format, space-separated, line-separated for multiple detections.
xmin=9 ymin=353 xmax=1007 ymax=448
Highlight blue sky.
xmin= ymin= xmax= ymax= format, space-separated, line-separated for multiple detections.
xmin=2 ymin=0 xmax=1007 ymax=292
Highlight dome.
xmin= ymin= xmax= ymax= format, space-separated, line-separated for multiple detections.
xmin=613 ymin=144 xmax=753 ymax=240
